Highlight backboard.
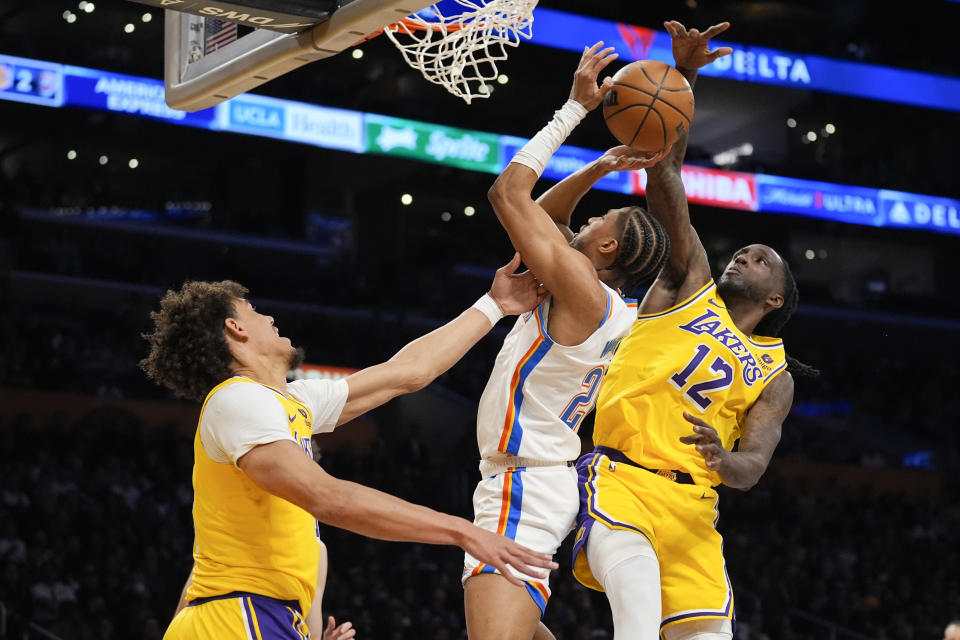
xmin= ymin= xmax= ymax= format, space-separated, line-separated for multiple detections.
xmin=129 ymin=0 xmax=436 ymax=111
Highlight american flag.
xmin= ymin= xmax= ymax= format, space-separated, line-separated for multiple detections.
xmin=204 ymin=18 xmax=238 ymax=55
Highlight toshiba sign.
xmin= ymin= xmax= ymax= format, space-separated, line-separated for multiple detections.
xmin=632 ymin=166 xmax=758 ymax=211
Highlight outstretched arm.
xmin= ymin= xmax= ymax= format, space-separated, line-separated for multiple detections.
xmin=640 ymin=21 xmax=733 ymax=313
xmin=487 ymin=43 xmax=617 ymax=331
xmin=679 ymin=371 xmax=794 ymax=490
xmin=338 ymin=253 xmax=541 ymax=424
xmin=238 ymin=440 xmax=558 ymax=586
xmin=536 ymin=147 xmax=668 ymax=239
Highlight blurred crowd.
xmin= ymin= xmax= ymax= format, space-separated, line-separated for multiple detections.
xmin=0 ymin=408 xmax=957 ymax=639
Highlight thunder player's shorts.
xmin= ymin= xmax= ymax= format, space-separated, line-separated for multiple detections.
xmin=572 ymin=448 xmax=735 ymax=634
xmin=164 ymin=592 xmax=311 ymax=640
xmin=462 ymin=462 xmax=579 ymax=617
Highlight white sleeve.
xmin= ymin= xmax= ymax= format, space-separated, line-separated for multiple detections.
xmin=199 ymin=383 xmax=296 ymax=467
xmin=287 ymin=378 xmax=349 ymax=435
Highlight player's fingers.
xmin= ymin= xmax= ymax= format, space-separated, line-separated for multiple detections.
xmin=589 ymin=47 xmax=617 ymax=70
xmin=689 ymin=28 xmax=700 ymax=38
xmin=666 ymin=20 xmax=687 ymax=36
xmin=708 ymin=47 xmax=734 ymax=61
xmin=597 ymin=76 xmax=615 ymax=99
xmin=682 ymin=411 xmax=710 ymax=427
xmin=499 ymin=251 xmax=522 ymax=273
xmin=582 ymin=41 xmax=604 ymax=60
xmin=701 ymin=22 xmax=730 ymax=39
xmin=679 ymin=434 xmax=702 ymax=444
xmin=327 ymin=617 xmax=336 ymax=631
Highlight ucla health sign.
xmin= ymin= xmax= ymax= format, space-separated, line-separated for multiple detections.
xmin=221 ymin=94 xmax=364 ymax=152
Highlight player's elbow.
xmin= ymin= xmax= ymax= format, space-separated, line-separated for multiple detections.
xmin=488 ymin=170 xmax=528 ymax=207
xmin=386 ymin=358 xmax=434 ymax=394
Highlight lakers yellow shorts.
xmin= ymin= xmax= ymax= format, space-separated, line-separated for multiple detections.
xmin=163 ymin=592 xmax=310 ymax=640
xmin=572 ymin=448 xmax=734 ymax=633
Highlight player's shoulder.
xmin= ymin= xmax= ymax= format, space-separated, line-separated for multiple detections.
xmin=204 ymin=377 xmax=281 ymax=413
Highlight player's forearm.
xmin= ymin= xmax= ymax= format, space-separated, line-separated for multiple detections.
xmin=650 ymin=68 xmax=696 ymax=175
xmin=312 ymin=478 xmax=470 ymax=547
xmin=388 ymin=308 xmax=493 ymax=390
xmin=535 ymin=160 xmax=609 ymax=227
xmin=718 ymin=451 xmax=770 ymax=490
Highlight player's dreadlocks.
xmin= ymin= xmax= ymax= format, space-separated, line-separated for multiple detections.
xmin=140 ymin=280 xmax=248 ymax=402
xmin=606 ymin=206 xmax=671 ymax=291
xmin=753 ymin=258 xmax=819 ymax=378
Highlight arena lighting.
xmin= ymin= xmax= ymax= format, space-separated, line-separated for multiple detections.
xmin=825 ymin=123 xmax=836 ymax=134
xmin=786 ymin=118 xmax=797 ymax=128
xmin=806 ymin=131 xmax=818 ymax=142
xmin=400 ymin=193 xmax=413 ymax=205
xmin=464 ymin=206 xmax=476 ymax=216
xmin=83 ymin=2 xmax=94 ymax=13
xmin=497 ymin=74 xmax=509 ymax=85
xmin=124 ymin=23 xmax=135 ymax=34
xmin=128 ymin=158 xmax=139 ymax=169
xmin=141 ymin=12 xmax=152 ymax=22
xmin=440 ymin=212 xmax=452 ymax=222
xmin=63 ymin=11 xmax=77 ymax=23
xmin=66 ymin=149 xmax=77 ymax=160
xmin=98 ymin=155 xmax=108 ymax=165
xmin=805 ymin=249 xmax=816 ymax=260
xmin=351 ymin=49 xmax=363 ymax=59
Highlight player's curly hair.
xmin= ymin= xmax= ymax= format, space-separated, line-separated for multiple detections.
xmin=140 ymin=280 xmax=247 ymax=402
xmin=753 ymin=258 xmax=819 ymax=378
xmin=606 ymin=206 xmax=671 ymax=291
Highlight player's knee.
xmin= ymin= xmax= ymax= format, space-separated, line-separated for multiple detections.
xmin=585 ymin=523 xmax=658 ymax=587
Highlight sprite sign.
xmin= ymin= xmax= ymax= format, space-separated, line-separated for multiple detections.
xmin=365 ymin=113 xmax=500 ymax=173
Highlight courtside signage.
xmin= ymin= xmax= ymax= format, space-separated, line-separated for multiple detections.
xmin=632 ymin=165 xmax=757 ymax=211
xmin=531 ymin=8 xmax=960 ymax=113
xmin=365 ymin=114 xmax=501 ymax=173
xmin=500 ymin=136 xmax=632 ymax=192
xmin=0 ymin=54 xmax=63 ymax=107
xmin=755 ymin=175 xmax=881 ymax=226
xmin=63 ymin=65 xmax=216 ymax=127
xmin=3 ymin=53 xmax=958 ymax=237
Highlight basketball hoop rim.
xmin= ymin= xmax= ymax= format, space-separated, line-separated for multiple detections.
xmin=361 ymin=17 xmax=463 ymax=42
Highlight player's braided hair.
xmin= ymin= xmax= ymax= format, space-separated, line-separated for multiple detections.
xmin=606 ymin=207 xmax=671 ymax=291
xmin=753 ymin=258 xmax=819 ymax=378
xmin=140 ymin=280 xmax=248 ymax=402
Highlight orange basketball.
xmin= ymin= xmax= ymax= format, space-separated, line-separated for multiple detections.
xmin=602 ymin=60 xmax=695 ymax=152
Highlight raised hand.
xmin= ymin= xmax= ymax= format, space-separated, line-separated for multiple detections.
xmin=461 ymin=525 xmax=558 ymax=588
xmin=679 ymin=411 xmax=729 ymax=472
xmin=488 ymin=252 xmax=546 ymax=315
xmin=569 ymin=41 xmax=619 ymax=110
xmin=322 ymin=616 xmax=356 ymax=640
xmin=597 ymin=145 xmax=674 ymax=174
xmin=663 ymin=21 xmax=733 ymax=71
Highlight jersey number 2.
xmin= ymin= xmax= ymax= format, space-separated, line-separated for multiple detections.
xmin=669 ymin=344 xmax=734 ymax=411
xmin=560 ymin=366 xmax=606 ymax=431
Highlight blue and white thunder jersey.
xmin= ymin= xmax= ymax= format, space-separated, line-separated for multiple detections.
xmin=477 ymin=282 xmax=637 ymax=463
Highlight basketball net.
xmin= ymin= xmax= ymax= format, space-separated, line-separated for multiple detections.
xmin=379 ymin=0 xmax=537 ymax=104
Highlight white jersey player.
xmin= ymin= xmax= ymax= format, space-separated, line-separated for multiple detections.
xmin=461 ymin=43 xmax=673 ymax=640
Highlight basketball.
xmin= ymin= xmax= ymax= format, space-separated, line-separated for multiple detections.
xmin=602 ymin=60 xmax=695 ymax=152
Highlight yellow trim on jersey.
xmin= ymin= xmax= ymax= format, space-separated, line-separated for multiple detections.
xmin=636 ymin=280 xmax=715 ymax=320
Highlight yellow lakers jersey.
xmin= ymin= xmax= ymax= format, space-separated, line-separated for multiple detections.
xmin=593 ymin=280 xmax=787 ymax=486
xmin=188 ymin=377 xmax=320 ymax=614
